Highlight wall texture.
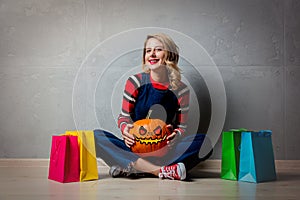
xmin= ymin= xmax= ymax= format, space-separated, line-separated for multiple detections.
xmin=0 ymin=0 xmax=299 ymax=159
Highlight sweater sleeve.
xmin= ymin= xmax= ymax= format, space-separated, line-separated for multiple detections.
xmin=117 ymin=73 xmax=142 ymax=133
xmin=174 ymin=83 xmax=190 ymax=136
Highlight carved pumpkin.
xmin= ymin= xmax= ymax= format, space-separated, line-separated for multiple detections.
xmin=129 ymin=118 xmax=170 ymax=157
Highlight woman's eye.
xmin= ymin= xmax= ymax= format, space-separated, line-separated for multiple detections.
xmin=146 ymin=49 xmax=151 ymax=53
xmin=155 ymin=48 xmax=163 ymax=52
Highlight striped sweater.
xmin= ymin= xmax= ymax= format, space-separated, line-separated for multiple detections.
xmin=118 ymin=73 xmax=190 ymax=136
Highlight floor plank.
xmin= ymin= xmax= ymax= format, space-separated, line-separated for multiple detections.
xmin=0 ymin=159 xmax=299 ymax=200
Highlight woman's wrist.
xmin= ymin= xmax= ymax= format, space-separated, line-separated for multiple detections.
xmin=120 ymin=122 xmax=128 ymax=133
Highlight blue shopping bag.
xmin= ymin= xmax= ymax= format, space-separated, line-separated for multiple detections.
xmin=238 ymin=130 xmax=276 ymax=183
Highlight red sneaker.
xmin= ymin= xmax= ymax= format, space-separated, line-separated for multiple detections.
xmin=159 ymin=163 xmax=186 ymax=180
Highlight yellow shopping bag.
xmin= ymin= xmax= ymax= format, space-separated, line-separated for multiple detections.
xmin=64 ymin=130 xmax=98 ymax=181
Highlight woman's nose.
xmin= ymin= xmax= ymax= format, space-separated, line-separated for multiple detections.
xmin=151 ymin=49 xmax=156 ymax=57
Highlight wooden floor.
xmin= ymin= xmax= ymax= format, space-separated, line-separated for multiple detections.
xmin=0 ymin=159 xmax=299 ymax=200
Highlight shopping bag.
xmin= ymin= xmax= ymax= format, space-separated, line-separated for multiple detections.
xmin=64 ymin=130 xmax=98 ymax=181
xmin=48 ymin=135 xmax=80 ymax=183
xmin=238 ymin=130 xmax=276 ymax=183
xmin=221 ymin=128 xmax=247 ymax=180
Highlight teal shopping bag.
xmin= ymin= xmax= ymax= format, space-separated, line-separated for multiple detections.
xmin=221 ymin=128 xmax=247 ymax=180
xmin=238 ymin=130 xmax=276 ymax=183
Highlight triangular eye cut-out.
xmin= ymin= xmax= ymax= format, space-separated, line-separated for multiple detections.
xmin=153 ymin=126 xmax=162 ymax=136
xmin=139 ymin=126 xmax=147 ymax=135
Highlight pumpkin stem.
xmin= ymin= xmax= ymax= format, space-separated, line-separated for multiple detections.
xmin=146 ymin=109 xmax=153 ymax=119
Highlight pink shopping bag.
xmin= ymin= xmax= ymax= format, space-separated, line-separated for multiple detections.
xmin=48 ymin=135 xmax=80 ymax=183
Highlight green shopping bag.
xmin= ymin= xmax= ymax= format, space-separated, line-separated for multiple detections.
xmin=221 ymin=128 xmax=247 ymax=180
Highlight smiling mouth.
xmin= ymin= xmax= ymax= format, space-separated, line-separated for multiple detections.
xmin=149 ymin=59 xmax=159 ymax=65
xmin=133 ymin=135 xmax=167 ymax=145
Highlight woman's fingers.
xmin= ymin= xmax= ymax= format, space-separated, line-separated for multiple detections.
xmin=166 ymin=124 xmax=173 ymax=135
xmin=123 ymin=124 xmax=135 ymax=140
xmin=124 ymin=139 xmax=135 ymax=148
xmin=166 ymin=131 xmax=177 ymax=141
xmin=122 ymin=124 xmax=135 ymax=147
xmin=167 ymin=131 xmax=178 ymax=149
xmin=123 ymin=134 xmax=135 ymax=147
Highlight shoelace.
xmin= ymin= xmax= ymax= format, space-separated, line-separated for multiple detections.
xmin=121 ymin=164 xmax=134 ymax=176
xmin=159 ymin=169 xmax=177 ymax=180
xmin=110 ymin=163 xmax=135 ymax=177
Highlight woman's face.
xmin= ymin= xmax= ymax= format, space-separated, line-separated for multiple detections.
xmin=144 ymin=38 xmax=166 ymax=71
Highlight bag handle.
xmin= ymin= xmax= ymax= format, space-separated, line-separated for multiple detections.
xmin=258 ymin=130 xmax=272 ymax=136
xmin=229 ymin=128 xmax=247 ymax=132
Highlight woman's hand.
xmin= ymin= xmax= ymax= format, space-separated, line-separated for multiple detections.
xmin=166 ymin=124 xmax=180 ymax=149
xmin=122 ymin=124 xmax=135 ymax=148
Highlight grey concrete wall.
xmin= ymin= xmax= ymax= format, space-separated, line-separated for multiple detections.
xmin=0 ymin=0 xmax=299 ymax=159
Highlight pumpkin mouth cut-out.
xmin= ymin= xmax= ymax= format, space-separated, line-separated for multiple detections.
xmin=133 ymin=134 xmax=167 ymax=145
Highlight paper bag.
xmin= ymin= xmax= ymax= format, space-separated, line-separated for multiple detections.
xmin=238 ymin=130 xmax=276 ymax=183
xmin=221 ymin=128 xmax=247 ymax=180
xmin=64 ymin=130 xmax=98 ymax=181
xmin=48 ymin=135 xmax=80 ymax=183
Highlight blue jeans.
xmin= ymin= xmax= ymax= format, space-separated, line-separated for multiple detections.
xmin=94 ymin=129 xmax=212 ymax=171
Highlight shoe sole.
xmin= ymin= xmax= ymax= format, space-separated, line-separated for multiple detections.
xmin=177 ymin=163 xmax=186 ymax=180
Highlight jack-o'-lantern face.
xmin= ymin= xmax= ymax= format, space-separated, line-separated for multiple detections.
xmin=129 ymin=119 xmax=170 ymax=157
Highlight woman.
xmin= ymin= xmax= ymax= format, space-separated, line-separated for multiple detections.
xmin=94 ymin=33 xmax=211 ymax=180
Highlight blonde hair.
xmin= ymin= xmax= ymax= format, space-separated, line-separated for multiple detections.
xmin=142 ymin=33 xmax=181 ymax=90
